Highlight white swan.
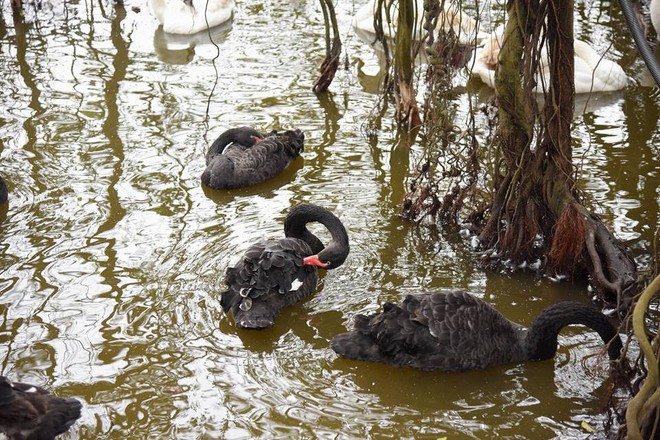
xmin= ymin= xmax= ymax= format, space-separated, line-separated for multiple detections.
xmin=354 ymin=0 xmax=487 ymax=46
xmin=651 ymin=0 xmax=660 ymax=41
xmin=471 ymin=28 xmax=628 ymax=93
xmin=150 ymin=0 xmax=235 ymax=35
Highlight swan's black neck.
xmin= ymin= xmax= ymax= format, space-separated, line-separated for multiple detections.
xmin=208 ymin=127 xmax=263 ymax=157
xmin=284 ymin=204 xmax=349 ymax=269
xmin=524 ymin=302 xmax=622 ymax=361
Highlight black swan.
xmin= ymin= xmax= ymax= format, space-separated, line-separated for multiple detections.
xmin=331 ymin=290 xmax=623 ymax=371
xmin=0 ymin=376 xmax=82 ymax=439
xmin=0 ymin=174 xmax=7 ymax=204
xmin=221 ymin=203 xmax=350 ymax=329
xmin=201 ymin=126 xmax=304 ymax=190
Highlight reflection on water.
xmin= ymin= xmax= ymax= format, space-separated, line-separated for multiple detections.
xmin=0 ymin=0 xmax=658 ymax=438
xmin=152 ymin=20 xmax=233 ymax=65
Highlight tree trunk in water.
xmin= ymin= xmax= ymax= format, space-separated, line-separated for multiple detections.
xmin=478 ymin=0 xmax=637 ymax=307
xmin=393 ymin=0 xmax=421 ymax=129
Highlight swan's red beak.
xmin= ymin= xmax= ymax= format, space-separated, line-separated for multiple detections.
xmin=254 ymin=136 xmax=263 ymax=143
xmin=303 ymin=255 xmax=328 ymax=267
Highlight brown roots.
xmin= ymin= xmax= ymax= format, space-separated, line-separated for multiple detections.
xmin=549 ymin=202 xmax=586 ymax=274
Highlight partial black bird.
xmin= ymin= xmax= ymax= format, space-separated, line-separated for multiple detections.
xmin=331 ymin=290 xmax=622 ymax=371
xmin=202 ymin=126 xmax=304 ymax=190
xmin=221 ymin=203 xmax=349 ymax=329
xmin=0 ymin=376 xmax=82 ymax=439
xmin=0 ymin=174 xmax=7 ymax=204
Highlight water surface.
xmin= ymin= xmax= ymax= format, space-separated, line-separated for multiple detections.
xmin=0 ymin=0 xmax=658 ymax=438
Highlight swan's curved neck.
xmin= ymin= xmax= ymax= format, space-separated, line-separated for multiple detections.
xmin=208 ymin=127 xmax=263 ymax=157
xmin=524 ymin=302 xmax=622 ymax=361
xmin=284 ymin=204 xmax=349 ymax=266
xmin=208 ymin=130 xmax=238 ymax=156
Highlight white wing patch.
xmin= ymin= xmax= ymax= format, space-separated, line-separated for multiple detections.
xmin=24 ymin=386 xmax=37 ymax=393
xmin=290 ymin=278 xmax=303 ymax=292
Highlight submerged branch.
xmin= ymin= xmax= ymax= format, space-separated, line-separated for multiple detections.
xmin=623 ymin=275 xmax=660 ymax=439
xmin=313 ymin=0 xmax=342 ymax=93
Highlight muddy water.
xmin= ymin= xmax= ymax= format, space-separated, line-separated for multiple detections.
xmin=0 ymin=0 xmax=657 ymax=438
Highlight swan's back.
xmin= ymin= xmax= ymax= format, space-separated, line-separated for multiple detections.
xmin=202 ymin=129 xmax=304 ymax=190
xmin=152 ymin=0 xmax=235 ymax=35
xmin=471 ymin=31 xmax=627 ymax=94
xmin=222 ymin=237 xmax=318 ymax=329
xmin=331 ymin=290 xmax=527 ymax=371
xmin=354 ymin=0 xmax=484 ymax=45
xmin=573 ymin=40 xmax=627 ymax=93
xmin=652 ymin=0 xmax=660 ymax=41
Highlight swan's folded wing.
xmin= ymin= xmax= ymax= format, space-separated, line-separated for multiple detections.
xmin=212 ymin=130 xmax=304 ymax=188
xmin=221 ymin=238 xmax=314 ymax=314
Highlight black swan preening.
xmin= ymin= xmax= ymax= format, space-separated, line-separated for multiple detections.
xmin=221 ymin=203 xmax=349 ymax=329
xmin=202 ymin=126 xmax=304 ymax=190
xmin=0 ymin=376 xmax=82 ymax=439
xmin=331 ymin=290 xmax=623 ymax=371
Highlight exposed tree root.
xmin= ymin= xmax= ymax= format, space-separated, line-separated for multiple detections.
xmin=394 ymin=80 xmax=422 ymax=130
xmin=473 ymin=0 xmax=637 ymax=307
xmin=313 ymin=55 xmax=340 ymax=94
xmin=549 ymin=202 xmax=586 ymax=273
xmin=616 ymin=275 xmax=660 ymax=439
xmin=313 ymin=0 xmax=342 ymax=93
xmin=584 ymin=214 xmax=638 ymax=309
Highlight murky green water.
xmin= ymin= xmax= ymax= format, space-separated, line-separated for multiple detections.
xmin=0 ymin=0 xmax=658 ymax=438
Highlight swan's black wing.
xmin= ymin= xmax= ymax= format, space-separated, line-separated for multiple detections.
xmin=331 ymin=290 xmax=526 ymax=371
xmin=0 ymin=376 xmax=82 ymax=439
xmin=202 ymin=129 xmax=304 ymax=190
xmin=221 ymin=237 xmax=318 ymax=329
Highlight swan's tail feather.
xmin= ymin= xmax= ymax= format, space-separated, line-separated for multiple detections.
xmin=331 ymin=314 xmax=386 ymax=363
xmin=45 ymin=397 xmax=83 ymax=436
xmin=281 ymin=129 xmax=305 ymax=158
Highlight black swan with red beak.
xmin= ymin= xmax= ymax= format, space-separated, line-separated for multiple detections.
xmin=221 ymin=203 xmax=350 ymax=329
xmin=202 ymin=126 xmax=304 ymax=190
xmin=331 ymin=290 xmax=623 ymax=371
xmin=0 ymin=376 xmax=82 ymax=439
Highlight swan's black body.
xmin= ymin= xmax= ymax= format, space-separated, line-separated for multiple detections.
xmin=331 ymin=290 xmax=622 ymax=371
xmin=0 ymin=376 xmax=82 ymax=439
xmin=0 ymin=175 xmax=7 ymax=204
xmin=221 ymin=204 xmax=349 ymax=329
xmin=202 ymin=127 xmax=304 ymax=190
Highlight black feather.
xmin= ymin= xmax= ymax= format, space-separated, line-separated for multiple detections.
xmin=332 ymin=290 xmax=623 ymax=371
xmin=0 ymin=376 xmax=82 ymax=440
xmin=202 ymin=127 xmax=304 ymax=189
xmin=221 ymin=204 xmax=349 ymax=329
